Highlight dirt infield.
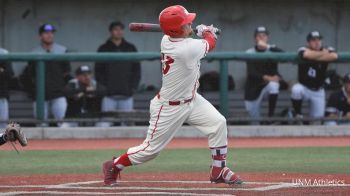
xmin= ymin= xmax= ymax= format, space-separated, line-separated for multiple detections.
xmin=2 ymin=136 xmax=350 ymax=151
xmin=1 ymin=137 xmax=350 ymax=195
xmin=0 ymin=172 xmax=349 ymax=195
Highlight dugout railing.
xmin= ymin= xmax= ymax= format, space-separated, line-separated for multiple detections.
xmin=0 ymin=52 xmax=349 ymax=124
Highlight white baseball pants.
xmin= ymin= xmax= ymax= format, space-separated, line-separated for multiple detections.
xmin=245 ymin=81 xmax=280 ymax=120
xmin=291 ymin=83 xmax=325 ymax=118
xmin=127 ymin=93 xmax=228 ymax=165
xmin=0 ymin=98 xmax=9 ymax=128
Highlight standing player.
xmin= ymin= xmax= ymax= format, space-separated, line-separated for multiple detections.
xmin=21 ymin=24 xmax=70 ymax=127
xmin=244 ymin=26 xmax=283 ymax=124
xmin=95 ymin=21 xmax=141 ymax=127
xmin=102 ymin=5 xmax=242 ymax=186
xmin=291 ymin=31 xmax=338 ymax=122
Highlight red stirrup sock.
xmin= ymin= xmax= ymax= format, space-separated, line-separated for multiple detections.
xmin=211 ymin=147 xmax=227 ymax=168
xmin=113 ymin=153 xmax=132 ymax=170
xmin=210 ymin=147 xmax=227 ymax=178
xmin=210 ymin=146 xmax=242 ymax=184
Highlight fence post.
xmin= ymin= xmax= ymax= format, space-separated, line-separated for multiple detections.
xmin=219 ymin=60 xmax=229 ymax=117
xmin=36 ymin=61 xmax=45 ymax=120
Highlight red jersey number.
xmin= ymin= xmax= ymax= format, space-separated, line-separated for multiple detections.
xmin=161 ymin=53 xmax=174 ymax=75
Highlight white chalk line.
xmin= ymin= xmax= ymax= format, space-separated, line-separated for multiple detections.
xmin=3 ymin=184 xmax=348 ymax=191
xmin=0 ymin=191 xmax=234 ymax=196
xmin=0 ymin=185 xmax=255 ymax=191
xmin=0 ymin=180 xmax=278 ymax=191
xmin=249 ymin=183 xmax=295 ymax=191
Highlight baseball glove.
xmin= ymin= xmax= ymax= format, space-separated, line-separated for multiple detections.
xmin=5 ymin=122 xmax=27 ymax=147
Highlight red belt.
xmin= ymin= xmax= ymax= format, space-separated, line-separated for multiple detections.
xmin=169 ymin=98 xmax=193 ymax=105
xmin=157 ymin=93 xmax=193 ymax=106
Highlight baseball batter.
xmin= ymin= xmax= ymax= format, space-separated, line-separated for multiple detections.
xmin=102 ymin=5 xmax=242 ymax=186
xmin=291 ymin=31 xmax=338 ymax=121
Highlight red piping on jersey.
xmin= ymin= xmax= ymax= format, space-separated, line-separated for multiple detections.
xmin=127 ymin=105 xmax=163 ymax=156
xmin=202 ymin=31 xmax=216 ymax=51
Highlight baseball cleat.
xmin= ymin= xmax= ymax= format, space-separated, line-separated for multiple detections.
xmin=102 ymin=157 xmax=121 ymax=186
xmin=210 ymin=166 xmax=243 ymax=185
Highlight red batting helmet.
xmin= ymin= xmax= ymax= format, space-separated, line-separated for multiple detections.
xmin=159 ymin=5 xmax=196 ymax=37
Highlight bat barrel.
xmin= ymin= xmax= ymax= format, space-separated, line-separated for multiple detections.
xmin=129 ymin=23 xmax=161 ymax=32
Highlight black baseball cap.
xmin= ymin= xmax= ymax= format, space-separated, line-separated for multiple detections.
xmin=39 ymin=24 xmax=56 ymax=34
xmin=307 ymin=31 xmax=323 ymax=41
xmin=109 ymin=21 xmax=125 ymax=31
xmin=343 ymin=73 xmax=350 ymax=84
xmin=76 ymin=65 xmax=92 ymax=76
xmin=254 ymin=26 xmax=269 ymax=36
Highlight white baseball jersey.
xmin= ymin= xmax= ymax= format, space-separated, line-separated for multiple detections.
xmin=159 ymin=35 xmax=209 ymax=101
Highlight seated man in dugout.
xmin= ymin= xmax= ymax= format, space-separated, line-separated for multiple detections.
xmin=290 ymin=31 xmax=338 ymax=125
xmin=325 ymin=73 xmax=350 ymax=125
xmin=244 ymin=26 xmax=284 ymax=125
xmin=62 ymin=65 xmax=106 ymax=127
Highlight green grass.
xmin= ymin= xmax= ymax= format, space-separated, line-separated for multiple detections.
xmin=0 ymin=147 xmax=349 ymax=175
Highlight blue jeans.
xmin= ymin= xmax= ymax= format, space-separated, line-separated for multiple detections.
xmin=96 ymin=95 xmax=134 ymax=127
xmin=33 ymin=97 xmax=67 ymax=127
xmin=101 ymin=95 xmax=133 ymax=112
xmin=244 ymin=81 xmax=280 ymax=124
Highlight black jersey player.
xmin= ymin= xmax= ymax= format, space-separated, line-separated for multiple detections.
xmin=291 ymin=31 xmax=338 ymax=122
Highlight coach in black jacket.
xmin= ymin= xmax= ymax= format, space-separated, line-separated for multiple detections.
xmin=244 ymin=26 xmax=283 ymax=124
xmin=95 ymin=21 xmax=141 ymax=127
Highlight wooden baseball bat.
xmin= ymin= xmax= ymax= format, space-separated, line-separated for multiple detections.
xmin=129 ymin=23 xmax=221 ymax=35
